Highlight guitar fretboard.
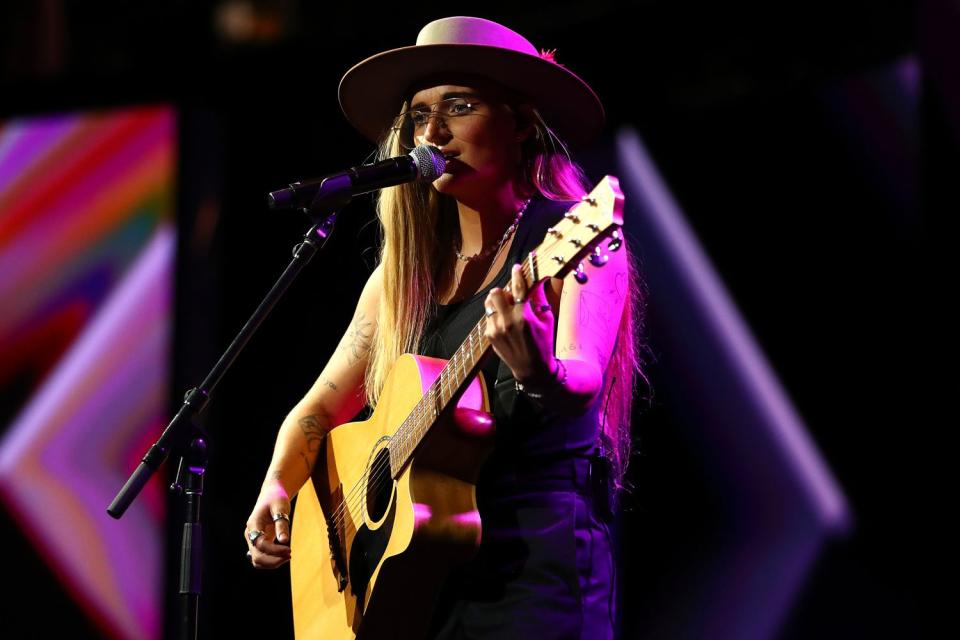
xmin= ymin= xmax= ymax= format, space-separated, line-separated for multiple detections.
xmin=385 ymin=254 xmax=536 ymax=476
xmin=380 ymin=182 xmax=623 ymax=478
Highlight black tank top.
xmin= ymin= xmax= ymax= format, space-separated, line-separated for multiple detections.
xmin=417 ymin=194 xmax=602 ymax=497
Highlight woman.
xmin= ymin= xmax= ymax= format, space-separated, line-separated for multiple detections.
xmin=245 ymin=16 xmax=643 ymax=639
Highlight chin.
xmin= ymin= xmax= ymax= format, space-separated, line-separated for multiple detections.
xmin=431 ymin=172 xmax=465 ymax=195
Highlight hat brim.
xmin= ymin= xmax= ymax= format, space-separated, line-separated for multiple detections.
xmin=338 ymin=44 xmax=605 ymax=149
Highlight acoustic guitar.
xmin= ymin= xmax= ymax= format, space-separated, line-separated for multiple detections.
xmin=290 ymin=176 xmax=624 ymax=638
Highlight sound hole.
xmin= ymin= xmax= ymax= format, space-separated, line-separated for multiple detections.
xmin=365 ymin=447 xmax=394 ymax=521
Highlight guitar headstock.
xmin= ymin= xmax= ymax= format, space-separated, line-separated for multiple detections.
xmin=525 ymin=175 xmax=624 ymax=284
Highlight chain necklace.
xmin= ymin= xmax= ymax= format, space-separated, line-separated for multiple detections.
xmin=455 ymin=197 xmax=532 ymax=262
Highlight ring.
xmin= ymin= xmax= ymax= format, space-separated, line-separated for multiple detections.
xmin=247 ymin=529 xmax=264 ymax=545
xmin=484 ymin=307 xmax=496 ymax=317
xmin=246 ymin=550 xmax=252 ymax=559
xmin=272 ymin=512 xmax=290 ymax=523
xmin=538 ymin=304 xmax=551 ymax=312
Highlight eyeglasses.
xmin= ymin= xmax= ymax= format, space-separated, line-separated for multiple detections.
xmin=391 ymin=97 xmax=484 ymax=149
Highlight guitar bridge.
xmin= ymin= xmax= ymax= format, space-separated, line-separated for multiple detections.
xmin=326 ymin=509 xmax=349 ymax=592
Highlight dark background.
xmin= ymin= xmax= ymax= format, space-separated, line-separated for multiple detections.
xmin=0 ymin=1 xmax=947 ymax=637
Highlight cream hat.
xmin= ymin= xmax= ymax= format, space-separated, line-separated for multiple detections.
xmin=338 ymin=16 xmax=605 ymax=149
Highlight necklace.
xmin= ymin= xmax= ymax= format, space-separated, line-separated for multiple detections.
xmin=455 ymin=197 xmax=532 ymax=262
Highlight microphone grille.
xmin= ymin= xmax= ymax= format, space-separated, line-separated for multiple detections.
xmin=410 ymin=145 xmax=447 ymax=181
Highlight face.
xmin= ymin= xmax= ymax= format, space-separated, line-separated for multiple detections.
xmin=404 ymin=79 xmax=531 ymax=201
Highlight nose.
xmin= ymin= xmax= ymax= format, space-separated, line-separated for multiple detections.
xmin=420 ymin=113 xmax=451 ymax=146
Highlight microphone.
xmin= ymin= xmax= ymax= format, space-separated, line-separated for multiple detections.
xmin=268 ymin=145 xmax=447 ymax=210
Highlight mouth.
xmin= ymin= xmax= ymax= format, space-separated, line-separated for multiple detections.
xmin=442 ymin=155 xmax=460 ymax=172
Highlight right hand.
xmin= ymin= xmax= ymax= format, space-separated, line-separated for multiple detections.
xmin=245 ymin=479 xmax=292 ymax=569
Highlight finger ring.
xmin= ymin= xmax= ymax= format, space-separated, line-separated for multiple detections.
xmin=538 ymin=304 xmax=551 ymax=312
xmin=484 ymin=307 xmax=496 ymax=317
xmin=246 ymin=550 xmax=252 ymax=559
xmin=248 ymin=529 xmax=264 ymax=545
xmin=272 ymin=512 xmax=290 ymax=523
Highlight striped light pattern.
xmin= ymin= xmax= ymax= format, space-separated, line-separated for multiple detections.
xmin=617 ymin=128 xmax=850 ymax=639
xmin=0 ymin=105 xmax=176 ymax=639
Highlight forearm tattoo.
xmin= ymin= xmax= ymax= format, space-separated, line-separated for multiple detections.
xmin=298 ymin=414 xmax=327 ymax=474
xmin=341 ymin=311 xmax=373 ymax=366
xmin=323 ymin=378 xmax=337 ymax=391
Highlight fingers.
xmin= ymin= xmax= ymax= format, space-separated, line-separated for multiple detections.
xmin=525 ymin=278 xmax=553 ymax=320
xmin=246 ymin=525 xmax=291 ymax=569
xmin=487 ymin=286 xmax=513 ymax=322
xmin=273 ymin=512 xmax=291 ymax=545
xmin=245 ymin=502 xmax=292 ymax=569
xmin=510 ymin=263 xmax=527 ymax=303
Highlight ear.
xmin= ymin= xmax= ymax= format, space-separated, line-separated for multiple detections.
xmin=514 ymin=104 xmax=536 ymax=143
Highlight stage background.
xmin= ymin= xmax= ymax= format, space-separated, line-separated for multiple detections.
xmin=0 ymin=1 xmax=946 ymax=638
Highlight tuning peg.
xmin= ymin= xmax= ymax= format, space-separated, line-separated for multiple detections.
xmin=580 ymin=195 xmax=597 ymax=206
xmin=574 ymin=262 xmax=589 ymax=284
xmin=607 ymin=230 xmax=622 ymax=252
xmin=564 ymin=212 xmax=581 ymax=224
xmin=588 ymin=247 xmax=608 ymax=267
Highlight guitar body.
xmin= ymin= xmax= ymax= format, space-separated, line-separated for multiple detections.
xmin=290 ymin=353 xmax=496 ymax=639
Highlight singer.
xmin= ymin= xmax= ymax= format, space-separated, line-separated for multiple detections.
xmin=244 ymin=16 xmax=643 ymax=639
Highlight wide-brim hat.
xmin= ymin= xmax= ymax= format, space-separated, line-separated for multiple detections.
xmin=338 ymin=16 xmax=605 ymax=149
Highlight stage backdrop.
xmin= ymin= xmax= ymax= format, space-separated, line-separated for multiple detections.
xmin=0 ymin=105 xmax=176 ymax=640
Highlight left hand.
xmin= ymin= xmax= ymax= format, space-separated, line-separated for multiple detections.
xmin=483 ymin=264 xmax=556 ymax=384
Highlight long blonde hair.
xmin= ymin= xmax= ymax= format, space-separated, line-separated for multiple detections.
xmin=364 ymin=98 xmax=647 ymax=496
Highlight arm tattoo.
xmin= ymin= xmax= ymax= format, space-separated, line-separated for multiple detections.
xmin=614 ymin=271 xmax=627 ymax=302
xmin=577 ymin=272 xmax=627 ymax=327
xmin=298 ymin=414 xmax=327 ymax=474
xmin=323 ymin=378 xmax=337 ymax=391
xmin=341 ymin=311 xmax=373 ymax=366
xmin=578 ymin=290 xmax=612 ymax=327
xmin=559 ymin=342 xmax=582 ymax=355
xmin=269 ymin=469 xmax=282 ymax=481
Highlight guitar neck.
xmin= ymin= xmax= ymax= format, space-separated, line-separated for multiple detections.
xmin=386 ymin=178 xmax=624 ymax=477
xmin=385 ymin=271 xmax=510 ymax=476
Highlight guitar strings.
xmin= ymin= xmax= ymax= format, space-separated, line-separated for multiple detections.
xmin=324 ymin=210 xmax=598 ymax=535
xmin=326 ymin=223 xmax=583 ymax=533
xmin=325 ymin=303 xmax=500 ymax=533
xmin=323 ymin=256 xmax=529 ymax=535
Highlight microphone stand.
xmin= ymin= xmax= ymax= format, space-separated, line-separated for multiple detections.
xmin=107 ymin=191 xmax=345 ymax=640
